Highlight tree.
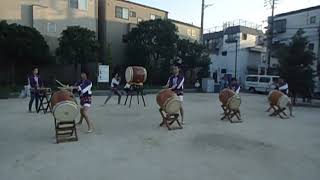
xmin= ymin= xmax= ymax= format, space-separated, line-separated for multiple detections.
xmin=56 ymin=26 xmax=99 ymax=73
xmin=177 ymin=39 xmax=211 ymax=82
xmin=127 ymin=19 xmax=179 ymax=84
xmin=277 ymin=29 xmax=315 ymax=103
xmin=0 ymin=20 xmax=51 ymax=85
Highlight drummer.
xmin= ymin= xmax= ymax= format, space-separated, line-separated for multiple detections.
xmin=28 ymin=67 xmax=43 ymax=112
xmin=163 ymin=65 xmax=185 ymax=124
xmin=74 ymin=71 xmax=94 ymax=133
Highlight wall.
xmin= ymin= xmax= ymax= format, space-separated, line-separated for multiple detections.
xmin=172 ymin=21 xmax=200 ymax=42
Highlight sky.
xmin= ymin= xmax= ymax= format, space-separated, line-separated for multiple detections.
xmin=130 ymin=0 xmax=320 ymax=32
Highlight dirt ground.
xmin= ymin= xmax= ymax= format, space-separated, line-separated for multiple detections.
xmin=0 ymin=93 xmax=320 ymax=180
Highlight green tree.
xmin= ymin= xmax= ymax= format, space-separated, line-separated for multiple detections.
xmin=177 ymin=39 xmax=211 ymax=82
xmin=127 ymin=19 xmax=179 ymax=83
xmin=56 ymin=26 xmax=99 ymax=73
xmin=0 ymin=20 xmax=51 ymax=85
xmin=277 ymin=29 xmax=315 ymax=103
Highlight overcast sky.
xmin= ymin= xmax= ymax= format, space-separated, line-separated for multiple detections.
xmin=130 ymin=0 xmax=320 ymax=32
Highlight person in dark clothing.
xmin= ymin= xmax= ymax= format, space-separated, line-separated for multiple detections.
xmin=28 ymin=67 xmax=43 ymax=112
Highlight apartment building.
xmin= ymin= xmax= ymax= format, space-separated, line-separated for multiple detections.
xmin=204 ymin=20 xmax=264 ymax=84
xmin=268 ymin=5 xmax=320 ymax=92
xmin=99 ymin=0 xmax=168 ymax=65
xmin=170 ymin=19 xmax=201 ymax=42
xmin=0 ymin=0 xmax=98 ymax=51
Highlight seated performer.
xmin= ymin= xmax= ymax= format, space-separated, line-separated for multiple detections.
xmin=74 ymin=72 xmax=93 ymax=133
xmin=104 ymin=73 xmax=122 ymax=104
xmin=28 ymin=67 xmax=43 ymax=112
xmin=163 ymin=65 xmax=185 ymax=124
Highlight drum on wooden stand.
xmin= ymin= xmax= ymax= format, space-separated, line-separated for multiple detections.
xmin=125 ymin=66 xmax=147 ymax=84
xmin=157 ymin=89 xmax=181 ymax=114
xmin=268 ymin=90 xmax=290 ymax=109
xmin=51 ymin=90 xmax=79 ymax=122
xmin=219 ymin=88 xmax=241 ymax=110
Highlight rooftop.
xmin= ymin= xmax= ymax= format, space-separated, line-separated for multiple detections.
xmin=275 ymin=5 xmax=320 ymax=18
xmin=203 ymin=25 xmax=263 ymax=40
xmin=117 ymin=0 xmax=168 ymax=13
xmin=169 ymin=19 xmax=200 ymax=29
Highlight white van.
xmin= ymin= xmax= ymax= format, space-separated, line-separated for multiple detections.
xmin=245 ymin=75 xmax=279 ymax=93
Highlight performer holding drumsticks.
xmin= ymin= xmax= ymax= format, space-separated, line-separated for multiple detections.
xmin=163 ymin=65 xmax=185 ymax=124
xmin=72 ymin=71 xmax=94 ymax=133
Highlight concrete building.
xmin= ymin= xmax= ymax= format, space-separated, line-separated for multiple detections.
xmin=98 ymin=0 xmax=168 ymax=65
xmin=203 ymin=20 xmax=265 ymax=84
xmin=0 ymin=0 xmax=98 ymax=51
xmin=268 ymin=5 xmax=320 ymax=92
xmin=170 ymin=19 xmax=201 ymax=42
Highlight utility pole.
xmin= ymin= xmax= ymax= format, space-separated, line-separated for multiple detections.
xmin=266 ymin=0 xmax=277 ymax=74
xmin=200 ymin=0 xmax=205 ymax=44
xmin=200 ymin=0 xmax=213 ymax=44
xmin=235 ymin=39 xmax=238 ymax=78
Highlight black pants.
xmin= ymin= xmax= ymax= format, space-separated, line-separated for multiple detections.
xmin=29 ymin=92 xmax=39 ymax=111
xmin=104 ymin=89 xmax=122 ymax=104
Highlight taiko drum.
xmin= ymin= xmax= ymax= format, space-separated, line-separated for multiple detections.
xmin=156 ymin=89 xmax=181 ymax=114
xmin=125 ymin=66 xmax=147 ymax=84
xmin=219 ymin=88 xmax=241 ymax=110
xmin=51 ymin=90 xmax=79 ymax=122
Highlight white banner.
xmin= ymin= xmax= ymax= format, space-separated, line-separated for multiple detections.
xmin=98 ymin=65 xmax=109 ymax=83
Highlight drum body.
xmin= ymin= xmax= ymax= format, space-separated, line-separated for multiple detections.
xmin=157 ymin=89 xmax=181 ymax=114
xmin=51 ymin=90 xmax=79 ymax=122
xmin=268 ymin=90 xmax=289 ymax=109
xmin=125 ymin=66 xmax=147 ymax=84
xmin=219 ymin=88 xmax=241 ymax=110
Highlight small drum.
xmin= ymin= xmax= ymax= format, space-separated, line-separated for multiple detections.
xmin=268 ymin=90 xmax=290 ymax=109
xmin=157 ymin=89 xmax=181 ymax=114
xmin=51 ymin=90 xmax=79 ymax=122
xmin=125 ymin=66 xmax=147 ymax=84
xmin=219 ymin=88 xmax=241 ymax=110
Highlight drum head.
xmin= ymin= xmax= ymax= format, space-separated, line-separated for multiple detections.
xmin=143 ymin=68 xmax=147 ymax=82
xmin=165 ymin=97 xmax=181 ymax=114
xmin=228 ymin=95 xmax=241 ymax=110
xmin=278 ymin=95 xmax=289 ymax=109
xmin=53 ymin=101 xmax=79 ymax=122
xmin=125 ymin=67 xmax=133 ymax=83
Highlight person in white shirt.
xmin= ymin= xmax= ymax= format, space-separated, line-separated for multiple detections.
xmin=104 ymin=73 xmax=122 ymax=104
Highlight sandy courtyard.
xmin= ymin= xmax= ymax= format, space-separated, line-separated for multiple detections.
xmin=0 ymin=93 xmax=320 ymax=180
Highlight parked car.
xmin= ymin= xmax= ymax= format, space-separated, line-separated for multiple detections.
xmin=245 ymin=75 xmax=279 ymax=93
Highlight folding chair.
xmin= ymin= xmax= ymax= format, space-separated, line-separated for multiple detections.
xmin=220 ymin=105 xmax=242 ymax=123
xmin=159 ymin=108 xmax=182 ymax=131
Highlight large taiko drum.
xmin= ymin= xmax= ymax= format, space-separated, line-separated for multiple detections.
xmin=219 ymin=88 xmax=241 ymax=110
xmin=157 ymin=89 xmax=181 ymax=114
xmin=125 ymin=66 xmax=147 ymax=84
xmin=51 ymin=90 xmax=79 ymax=122
xmin=268 ymin=90 xmax=290 ymax=109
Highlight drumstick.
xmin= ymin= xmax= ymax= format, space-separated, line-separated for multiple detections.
xmin=55 ymin=79 xmax=67 ymax=87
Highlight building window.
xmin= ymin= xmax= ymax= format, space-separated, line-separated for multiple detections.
xmin=187 ymin=29 xmax=192 ymax=36
xmin=115 ymin=6 xmax=129 ymax=20
xmin=130 ymin=11 xmax=136 ymax=17
xmin=273 ymin=19 xmax=286 ymax=33
xmin=150 ymin=14 xmax=161 ymax=20
xmin=310 ymin=16 xmax=316 ymax=24
xmin=47 ymin=22 xmax=56 ymax=33
xmin=137 ymin=18 xmax=143 ymax=23
xmin=242 ymin=33 xmax=247 ymax=40
xmin=70 ymin=0 xmax=88 ymax=10
xmin=221 ymin=51 xmax=227 ymax=56
xmin=221 ymin=69 xmax=227 ymax=74
xmin=308 ymin=43 xmax=314 ymax=51
xmin=191 ymin=29 xmax=196 ymax=37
